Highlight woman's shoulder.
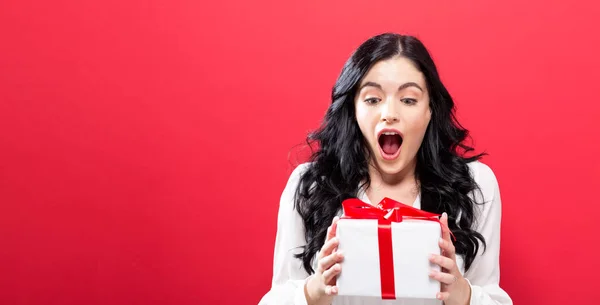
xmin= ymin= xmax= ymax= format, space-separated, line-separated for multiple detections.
xmin=278 ymin=162 xmax=313 ymax=208
xmin=466 ymin=160 xmax=502 ymax=225
xmin=286 ymin=162 xmax=313 ymax=183
xmin=466 ymin=160 xmax=499 ymax=192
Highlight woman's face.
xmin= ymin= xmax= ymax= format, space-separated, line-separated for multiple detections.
xmin=354 ymin=56 xmax=431 ymax=177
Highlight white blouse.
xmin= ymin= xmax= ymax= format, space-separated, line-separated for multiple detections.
xmin=259 ymin=161 xmax=512 ymax=305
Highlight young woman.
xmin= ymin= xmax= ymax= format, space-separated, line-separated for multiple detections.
xmin=259 ymin=33 xmax=512 ymax=305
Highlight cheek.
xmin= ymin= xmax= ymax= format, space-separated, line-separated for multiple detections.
xmin=405 ymin=112 xmax=431 ymax=142
xmin=355 ymin=105 xmax=376 ymax=139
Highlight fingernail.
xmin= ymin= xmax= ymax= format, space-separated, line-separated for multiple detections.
xmin=332 ymin=286 xmax=338 ymax=294
xmin=337 ymin=251 xmax=344 ymax=258
xmin=429 ymin=254 xmax=436 ymax=260
xmin=439 ymin=238 xmax=444 ymax=245
xmin=437 ymin=293 xmax=442 ymax=300
xmin=334 ymin=264 xmax=341 ymax=271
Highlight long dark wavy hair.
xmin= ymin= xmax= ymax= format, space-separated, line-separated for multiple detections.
xmin=293 ymin=33 xmax=487 ymax=274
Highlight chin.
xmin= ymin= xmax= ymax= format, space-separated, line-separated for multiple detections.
xmin=374 ymin=156 xmax=409 ymax=176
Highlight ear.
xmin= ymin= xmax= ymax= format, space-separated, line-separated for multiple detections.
xmin=426 ymin=106 xmax=432 ymax=121
xmin=426 ymin=96 xmax=433 ymax=118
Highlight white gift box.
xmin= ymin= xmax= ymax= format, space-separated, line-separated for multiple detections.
xmin=336 ymin=218 xmax=442 ymax=300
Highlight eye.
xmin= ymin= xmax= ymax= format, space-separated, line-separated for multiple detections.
xmin=401 ymin=98 xmax=417 ymax=105
xmin=364 ymin=97 xmax=381 ymax=105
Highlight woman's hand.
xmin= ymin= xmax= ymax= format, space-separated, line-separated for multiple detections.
xmin=305 ymin=216 xmax=344 ymax=305
xmin=429 ymin=212 xmax=472 ymax=305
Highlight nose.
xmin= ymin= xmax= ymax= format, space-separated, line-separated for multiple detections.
xmin=380 ymin=100 xmax=399 ymax=124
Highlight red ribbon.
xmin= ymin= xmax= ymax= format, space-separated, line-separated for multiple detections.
xmin=340 ymin=197 xmax=452 ymax=300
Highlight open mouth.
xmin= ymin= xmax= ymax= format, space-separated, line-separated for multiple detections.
xmin=378 ymin=131 xmax=403 ymax=160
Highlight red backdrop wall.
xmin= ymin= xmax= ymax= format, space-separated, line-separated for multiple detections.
xmin=1 ymin=1 xmax=599 ymax=304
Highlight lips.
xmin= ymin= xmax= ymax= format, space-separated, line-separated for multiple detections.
xmin=377 ymin=129 xmax=403 ymax=160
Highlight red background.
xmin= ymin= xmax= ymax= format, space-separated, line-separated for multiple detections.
xmin=1 ymin=1 xmax=599 ymax=304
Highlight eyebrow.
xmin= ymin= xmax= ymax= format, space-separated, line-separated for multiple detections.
xmin=359 ymin=81 xmax=424 ymax=92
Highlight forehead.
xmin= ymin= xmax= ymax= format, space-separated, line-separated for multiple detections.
xmin=359 ymin=56 xmax=426 ymax=89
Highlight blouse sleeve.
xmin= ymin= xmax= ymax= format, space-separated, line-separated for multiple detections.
xmin=464 ymin=162 xmax=513 ymax=305
xmin=258 ymin=163 xmax=311 ymax=305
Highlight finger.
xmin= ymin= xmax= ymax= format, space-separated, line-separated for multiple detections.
xmin=429 ymin=269 xmax=458 ymax=285
xmin=440 ymin=212 xmax=452 ymax=242
xmin=429 ymin=254 xmax=456 ymax=271
xmin=330 ymin=217 xmax=341 ymax=254
xmin=332 ymin=216 xmax=339 ymax=235
xmin=324 ymin=285 xmax=339 ymax=296
xmin=439 ymin=238 xmax=456 ymax=258
xmin=325 ymin=225 xmax=333 ymax=241
xmin=327 ymin=216 xmax=340 ymax=241
xmin=318 ymin=252 xmax=344 ymax=274
xmin=436 ymin=291 xmax=450 ymax=301
xmin=320 ymin=237 xmax=339 ymax=259
xmin=322 ymin=263 xmax=342 ymax=283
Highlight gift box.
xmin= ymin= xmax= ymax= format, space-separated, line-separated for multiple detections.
xmin=336 ymin=198 xmax=443 ymax=300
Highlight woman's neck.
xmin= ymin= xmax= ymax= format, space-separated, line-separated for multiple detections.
xmin=365 ymin=160 xmax=419 ymax=206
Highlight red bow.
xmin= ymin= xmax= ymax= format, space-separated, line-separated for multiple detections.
xmin=342 ymin=197 xmax=441 ymax=222
xmin=340 ymin=197 xmax=454 ymax=300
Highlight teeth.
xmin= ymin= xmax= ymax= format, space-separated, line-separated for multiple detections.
xmin=382 ymin=132 xmax=398 ymax=135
